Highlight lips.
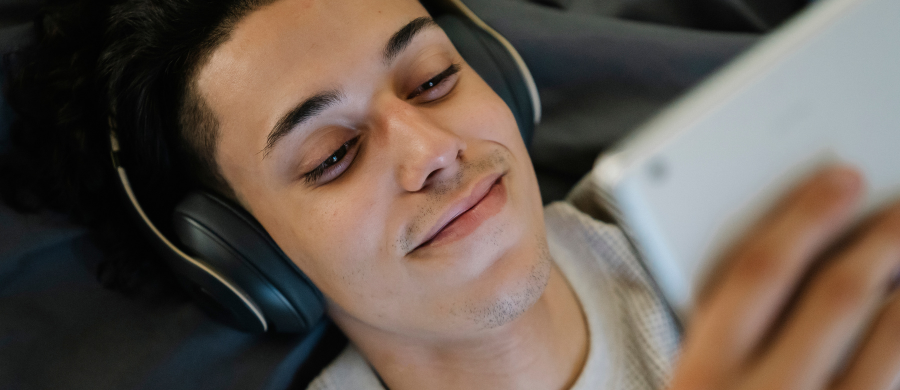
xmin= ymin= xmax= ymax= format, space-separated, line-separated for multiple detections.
xmin=412 ymin=173 xmax=508 ymax=252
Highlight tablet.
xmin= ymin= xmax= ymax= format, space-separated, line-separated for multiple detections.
xmin=591 ymin=0 xmax=900 ymax=321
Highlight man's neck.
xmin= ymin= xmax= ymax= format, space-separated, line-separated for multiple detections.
xmin=336 ymin=266 xmax=588 ymax=390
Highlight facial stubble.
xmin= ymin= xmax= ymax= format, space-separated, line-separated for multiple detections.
xmin=397 ymin=146 xmax=553 ymax=330
xmin=458 ymin=232 xmax=553 ymax=330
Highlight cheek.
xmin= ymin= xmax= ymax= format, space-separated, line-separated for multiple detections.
xmin=456 ymin=76 xmax=538 ymax=190
xmin=453 ymin=77 xmax=524 ymax=150
xmin=469 ymin=81 xmax=544 ymax=226
xmin=268 ymin=182 xmax=397 ymax=305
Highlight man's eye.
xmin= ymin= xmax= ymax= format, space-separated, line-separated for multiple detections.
xmin=302 ymin=136 xmax=360 ymax=185
xmin=406 ymin=63 xmax=461 ymax=100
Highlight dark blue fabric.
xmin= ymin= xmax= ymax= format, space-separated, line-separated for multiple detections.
xmin=0 ymin=73 xmax=10 ymax=154
xmin=0 ymin=204 xmax=331 ymax=389
xmin=1 ymin=22 xmax=34 ymax=153
xmin=1 ymin=48 xmax=11 ymax=154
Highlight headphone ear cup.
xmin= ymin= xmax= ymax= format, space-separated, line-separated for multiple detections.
xmin=172 ymin=192 xmax=325 ymax=333
xmin=435 ymin=14 xmax=536 ymax=146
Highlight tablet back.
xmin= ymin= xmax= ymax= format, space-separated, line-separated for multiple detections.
xmin=592 ymin=0 xmax=900 ymax=320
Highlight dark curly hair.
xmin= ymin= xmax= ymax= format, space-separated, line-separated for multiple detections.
xmin=1 ymin=0 xmax=277 ymax=297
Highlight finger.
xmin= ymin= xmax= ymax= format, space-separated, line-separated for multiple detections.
xmin=671 ymin=166 xmax=864 ymax=390
xmin=832 ymin=290 xmax=900 ymax=390
xmin=742 ymin=202 xmax=900 ymax=390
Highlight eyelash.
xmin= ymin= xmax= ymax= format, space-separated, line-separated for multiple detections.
xmin=406 ymin=63 xmax=461 ymax=100
xmin=303 ymin=136 xmax=359 ymax=184
xmin=302 ymin=63 xmax=461 ymax=185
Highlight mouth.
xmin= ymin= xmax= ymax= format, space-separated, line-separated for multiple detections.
xmin=412 ymin=173 xmax=508 ymax=252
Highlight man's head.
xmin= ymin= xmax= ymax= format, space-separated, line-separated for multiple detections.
xmin=109 ymin=0 xmax=550 ymax=339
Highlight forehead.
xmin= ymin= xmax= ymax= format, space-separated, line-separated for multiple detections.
xmin=194 ymin=0 xmax=432 ymax=194
xmin=197 ymin=0 xmax=428 ymax=95
xmin=208 ymin=0 xmax=426 ymax=71
xmin=203 ymin=0 xmax=428 ymax=71
xmin=195 ymin=0 xmax=430 ymax=127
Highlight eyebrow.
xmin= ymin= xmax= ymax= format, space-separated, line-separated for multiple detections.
xmin=383 ymin=16 xmax=437 ymax=64
xmin=262 ymin=16 xmax=438 ymax=157
xmin=263 ymin=90 xmax=343 ymax=157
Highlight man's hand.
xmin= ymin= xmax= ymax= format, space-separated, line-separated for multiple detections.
xmin=669 ymin=166 xmax=900 ymax=390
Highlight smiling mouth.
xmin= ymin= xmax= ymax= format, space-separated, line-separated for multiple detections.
xmin=412 ymin=174 xmax=508 ymax=252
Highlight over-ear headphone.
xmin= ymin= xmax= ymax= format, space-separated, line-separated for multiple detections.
xmin=109 ymin=0 xmax=541 ymax=334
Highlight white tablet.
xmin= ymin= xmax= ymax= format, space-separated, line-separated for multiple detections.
xmin=591 ymin=0 xmax=900 ymax=321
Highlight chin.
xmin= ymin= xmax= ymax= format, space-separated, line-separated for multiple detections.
xmin=453 ymin=226 xmax=553 ymax=331
xmin=407 ymin=168 xmax=550 ymax=335
xmin=459 ymin=176 xmax=549 ymax=330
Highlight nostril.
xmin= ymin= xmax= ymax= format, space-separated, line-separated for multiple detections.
xmin=425 ymin=168 xmax=441 ymax=183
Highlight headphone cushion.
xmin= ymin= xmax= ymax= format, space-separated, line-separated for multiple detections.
xmin=173 ymin=192 xmax=324 ymax=333
xmin=436 ymin=14 xmax=535 ymax=146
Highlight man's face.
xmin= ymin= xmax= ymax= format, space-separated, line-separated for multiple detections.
xmin=197 ymin=0 xmax=549 ymax=338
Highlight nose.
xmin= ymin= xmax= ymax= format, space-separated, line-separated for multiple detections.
xmin=375 ymin=98 xmax=466 ymax=192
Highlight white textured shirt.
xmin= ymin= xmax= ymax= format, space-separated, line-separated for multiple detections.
xmin=308 ymin=202 xmax=680 ymax=389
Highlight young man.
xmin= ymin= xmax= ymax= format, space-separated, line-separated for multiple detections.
xmin=4 ymin=0 xmax=900 ymax=389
